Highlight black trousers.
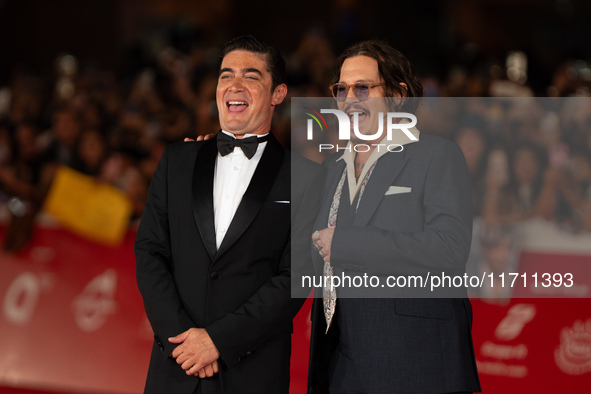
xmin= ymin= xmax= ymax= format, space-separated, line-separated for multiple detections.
xmin=194 ymin=375 xmax=224 ymax=394
xmin=329 ymin=391 xmax=472 ymax=394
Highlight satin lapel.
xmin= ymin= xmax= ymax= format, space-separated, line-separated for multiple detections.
xmin=215 ymin=134 xmax=285 ymax=260
xmin=192 ymin=139 xmax=218 ymax=261
xmin=353 ymin=152 xmax=409 ymax=227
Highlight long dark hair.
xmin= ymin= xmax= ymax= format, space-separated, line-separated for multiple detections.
xmin=332 ymin=40 xmax=423 ymax=112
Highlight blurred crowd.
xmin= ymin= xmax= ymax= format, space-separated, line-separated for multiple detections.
xmin=444 ymin=98 xmax=591 ymax=297
xmin=412 ymin=97 xmax=591 ymax=232
xmin=1 ymin=30 xmax=590 ymax=252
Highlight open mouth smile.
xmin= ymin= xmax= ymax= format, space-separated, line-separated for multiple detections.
xmin=346 ymin=107 xmax=369 ymax=124
xmin=227 ymin=100 xmax=249 ymax=113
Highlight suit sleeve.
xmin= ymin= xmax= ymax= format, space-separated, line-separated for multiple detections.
xmin=205 ymin=162 xmax=323 ymax=368
xmin=331 ymin=142 xmax=473 ymax=278
xmin=135 ymin=146 xmax=196 ymax=358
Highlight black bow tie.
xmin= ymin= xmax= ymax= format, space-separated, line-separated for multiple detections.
xmin=217 ymin=132 xmax=270 ymax=159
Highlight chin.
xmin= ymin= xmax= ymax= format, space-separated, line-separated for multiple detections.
xmin=222 ymin=121 xmax=247 ymax=132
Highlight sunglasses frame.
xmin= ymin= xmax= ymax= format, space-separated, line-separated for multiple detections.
xmin=329 ymin=82 xmax=385 ymax=101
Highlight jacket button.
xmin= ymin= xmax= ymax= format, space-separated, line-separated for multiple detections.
xmin=155 ymin=336 xmax=164 ymax=351
xmin=210 ymin=271 xmax=219 ymax=280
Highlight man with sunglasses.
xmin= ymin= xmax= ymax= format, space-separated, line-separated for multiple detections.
xmin=307 ymin=41 xmax=481 ymax=393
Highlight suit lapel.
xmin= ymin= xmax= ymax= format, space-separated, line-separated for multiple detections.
xmin=354 ymin=152 xmax=409 ymax=227
xmin=192 ymin=139 xmax=218 ymax=261
xmin=215 ymin=133 xmax=285 ymax=260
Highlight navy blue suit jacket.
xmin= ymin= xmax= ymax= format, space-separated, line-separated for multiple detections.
xmin=308 ymin=133 xmax=481 ymax=393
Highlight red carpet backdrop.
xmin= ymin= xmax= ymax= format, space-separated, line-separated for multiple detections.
xmin=1 ymin=225 xmax=590 ymax=393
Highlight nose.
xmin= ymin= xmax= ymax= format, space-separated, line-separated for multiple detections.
xmin=344 ymin=85 xmax=361 ymax=104
xmin=229 ymin=77 xmax=245 ymax=91
xmin=346 ymin=85 xmax=356 ymax=99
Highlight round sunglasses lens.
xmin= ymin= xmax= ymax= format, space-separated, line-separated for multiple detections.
xmin=353 ymin=84 xmax=370 ymax=99
xmin=333 ymin=85 xmax=347 ymax=100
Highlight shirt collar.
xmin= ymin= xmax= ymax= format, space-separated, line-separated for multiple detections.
xmin=221 ymin=130 xmax=270 ymax=139
xmin=337 ymin=121 xmax=420 ymax=204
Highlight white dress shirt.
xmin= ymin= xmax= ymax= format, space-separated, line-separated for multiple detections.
xmin=337 ymin=122 xmax=420 ymax=204
xmin=213 ymin=130 xmax=268 ymax=249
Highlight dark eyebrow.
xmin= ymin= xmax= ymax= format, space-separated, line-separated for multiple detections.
xmin=243 ymin=68 xmax=262 ymax=76
xmin=219 ymin=67 xmax=263 ymax=76
xmin=338 ymin=79 xmax=376 ymax=84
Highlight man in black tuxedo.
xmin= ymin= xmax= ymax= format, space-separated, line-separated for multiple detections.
xmin=135 ymin=36 xmax=319 ymax=394
xmin=307 ymin=41 xmax=481 ymax=393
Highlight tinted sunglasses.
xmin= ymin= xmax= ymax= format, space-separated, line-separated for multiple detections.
xmin=329 ymin=82 xmax=384 ymax=101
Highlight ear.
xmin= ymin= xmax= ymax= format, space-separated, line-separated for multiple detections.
xmin=399 ymin=82 xmax=408 ymax=97
xmin=271 ymin=83 xmax=287 ymax=106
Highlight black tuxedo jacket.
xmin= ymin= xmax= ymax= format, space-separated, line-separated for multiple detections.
xmin=308 ymin=134 xmax=481 ymax=393
xmin=135 ymin=134 xmax=320 ymax=394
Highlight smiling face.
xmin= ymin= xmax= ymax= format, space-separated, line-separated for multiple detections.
xmin=336 ymin=56 xmax=393 ymax=142
xmin=216 ymin=50 xmax=287 ymax=138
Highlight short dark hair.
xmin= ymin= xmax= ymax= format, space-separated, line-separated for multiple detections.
xmin=219 ymin=35 xmax=286 ymax=91
xmin=332 ymin=40 xmax=423 ymax=111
